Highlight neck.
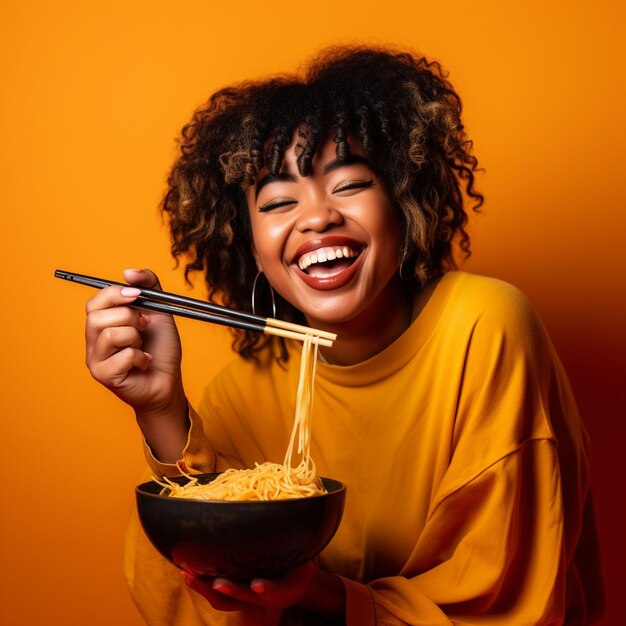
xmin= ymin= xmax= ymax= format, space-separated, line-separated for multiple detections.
xmin=312 ymin=280 xmax=416 ymax=366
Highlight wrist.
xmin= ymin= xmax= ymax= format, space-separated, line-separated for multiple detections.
xmin=135 ymin=389 xmax=190 ymax=464
xmin=297 ymin=568 xmax=345 ymax=622
xmin=135 ymin=386 xmax=187 ymax=425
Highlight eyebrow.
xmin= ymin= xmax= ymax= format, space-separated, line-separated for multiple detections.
xmin=254 ymin=154 xmax=375 ymax=199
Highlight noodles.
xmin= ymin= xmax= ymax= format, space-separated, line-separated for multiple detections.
xmin=157 ymin=334 xmax=326 ymax=501
xmin=157 ymin=461 xmax=324 ymax=501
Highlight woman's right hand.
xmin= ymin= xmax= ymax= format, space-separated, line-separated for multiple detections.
xmin=85 ymin=268 xmax=189 ymax=462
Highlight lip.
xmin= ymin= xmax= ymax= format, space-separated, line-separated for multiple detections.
xmin=291 ymin=236 xmax=366 ymax=292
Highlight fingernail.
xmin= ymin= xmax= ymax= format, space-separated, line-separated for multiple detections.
xmin=212 ymin=580 xmax=229 ymax=592
xmin=143 ymin=352 xmax=153 ymax=360
xmin=251 ymin=581 xmax=267 ymax=593
xmin=138 ymin=314 xmax=150 ymax=327
xmin=124 ymin=268 xmax=141 ymax=273
xmin=121 ymin=287 xmax=141 ymax=297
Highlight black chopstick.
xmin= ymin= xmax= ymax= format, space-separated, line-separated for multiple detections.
xmin=54 ymin=269 xmax=335 ymax=346
xmin=54 ymin=269 xmax=263 ymax=323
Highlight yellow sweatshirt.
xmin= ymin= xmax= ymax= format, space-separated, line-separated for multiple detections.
xmin=125 ymin=272 xmax=603 ymax=625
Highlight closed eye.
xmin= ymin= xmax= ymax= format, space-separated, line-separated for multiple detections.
xmin=332 ymin=179 xmax=375 ymax=194
xmin=258 ymin=198 xmax=297 ymax=212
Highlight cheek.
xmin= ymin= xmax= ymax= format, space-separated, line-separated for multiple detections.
xmin=249 ymin=219 xmax=290 ymax=269
xmin=368 ymin=200 xmax=403 ymax=249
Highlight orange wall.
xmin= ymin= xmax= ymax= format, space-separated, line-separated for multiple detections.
xmin=1 ymin=1 xmax=623 ymax=624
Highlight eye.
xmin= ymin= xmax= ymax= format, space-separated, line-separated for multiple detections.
xmin=332 ymin=179 xmax=375 ymax=194
xmin=258 ymin=198 xmax=297 ymax=212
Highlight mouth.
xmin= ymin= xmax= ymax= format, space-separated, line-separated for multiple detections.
xmin=291 ymin=237 xmax=365 ymax=291
xmin=298 ymin=244 xmax=361 ymax=276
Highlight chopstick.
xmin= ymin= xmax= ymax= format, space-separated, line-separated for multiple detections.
xmin=54 ymin=270 xmax=336 ymax=347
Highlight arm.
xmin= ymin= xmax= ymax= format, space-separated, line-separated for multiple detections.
xmin=85 ymin=268 xmax=190 ymax=463
xmin=366 ymin=440 xmax=566 ymax=625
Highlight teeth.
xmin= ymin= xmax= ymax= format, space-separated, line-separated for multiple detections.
xmin=297 ymin=245 xmax=359 ymax=271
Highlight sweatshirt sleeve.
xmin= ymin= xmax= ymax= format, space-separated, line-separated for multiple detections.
xmin=344 ymin=440 xmax=565 ymax=625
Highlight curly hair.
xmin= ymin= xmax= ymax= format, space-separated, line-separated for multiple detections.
xmin=162 ymin=45 xmax=483 ymax=359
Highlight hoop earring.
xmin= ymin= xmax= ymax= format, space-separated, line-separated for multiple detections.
xmin=251 ymin=271 xmax=277 ymax=318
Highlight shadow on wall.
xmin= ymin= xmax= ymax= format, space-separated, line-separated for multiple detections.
xmin=550 ymin=319 xmax=626 ymax=625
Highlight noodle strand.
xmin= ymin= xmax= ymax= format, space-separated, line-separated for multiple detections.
xmin=158 ymin=335 xmax=325 ymax=501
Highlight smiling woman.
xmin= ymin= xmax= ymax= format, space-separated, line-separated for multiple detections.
xmin=83 ymin=45 xmax=604 ymax=625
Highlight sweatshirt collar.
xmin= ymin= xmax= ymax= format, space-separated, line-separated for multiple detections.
xmin=291 ymin=271 xmax=462 ymax=387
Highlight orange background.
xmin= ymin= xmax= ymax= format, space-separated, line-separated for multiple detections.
xmin=1 ymin=1 xmax=624 ymax=624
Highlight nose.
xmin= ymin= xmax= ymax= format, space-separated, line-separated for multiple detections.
xmin=294 ymin=196 xmax=344 ymax=233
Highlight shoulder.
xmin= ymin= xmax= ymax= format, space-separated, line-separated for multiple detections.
xmin=428 ymin=272 xmax=555 ymax=372
xmin=440 ymin=271 xmax=544 ymax=340
xmin=443 ymin=271 xmax=534 ymax=316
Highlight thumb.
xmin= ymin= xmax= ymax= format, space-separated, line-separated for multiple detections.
xmin=123 ymin=268 xmax=162 ymax=291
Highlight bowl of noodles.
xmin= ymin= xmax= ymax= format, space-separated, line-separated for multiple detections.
xmin=136 ymin=335 xmax=345 ymax=579
xmin=135 ymin=471 xmax=346 ymax=580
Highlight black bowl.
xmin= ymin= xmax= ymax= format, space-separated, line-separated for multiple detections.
xmin=136 ymin=473 xmax=346 ymax=580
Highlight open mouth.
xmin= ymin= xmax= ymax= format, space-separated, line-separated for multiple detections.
xmin=291 ymin=238 xmax=365 ymax=291
xmin=297 ymin=245 xmax=361 ymax=278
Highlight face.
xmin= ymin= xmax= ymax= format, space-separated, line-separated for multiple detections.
xmin=246 ymin=135 xmax=405 ymax=329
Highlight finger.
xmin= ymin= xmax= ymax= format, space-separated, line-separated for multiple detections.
xmin=85 ymin=284 xmax=144 ymax=317
xmin=87 ymin=306 xmax=147 ymax=334
xmin=123 ymin=268 xmax=162 ymax=290
xmin=90 ymin=325 xmax=144 ymax=364
xmin=88 ymin=346 xmax=152 ymax=387
xmin=248 ymin=562 xmax=315 ymax=605
xmin=85 ymin=306 xmax=148 ymax=357
xmin=183 ymin=573 xmax=247 ymax=612
xmin=212 ymin=578 xmax=261 ymax=605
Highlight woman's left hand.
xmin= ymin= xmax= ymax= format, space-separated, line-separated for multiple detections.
xmin=183 ymin=561 xmax=316 ymax=613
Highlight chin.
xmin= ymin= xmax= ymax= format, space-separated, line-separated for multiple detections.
xmin=302 ymin=303 xmax=365 ymax=327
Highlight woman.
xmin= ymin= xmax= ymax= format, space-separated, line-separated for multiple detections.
xmin=86 ymin=46 xmax=604 ymax=624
